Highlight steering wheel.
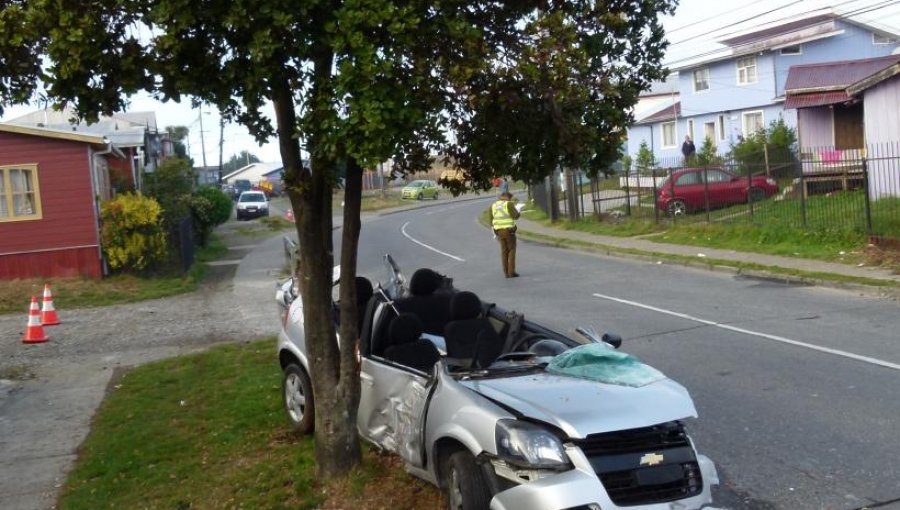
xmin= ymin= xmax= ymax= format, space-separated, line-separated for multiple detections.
xmin=507 ymin=332 xmax=548 ymax=353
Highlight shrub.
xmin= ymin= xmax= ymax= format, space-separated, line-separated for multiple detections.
xmin=191 ymin=186 xmax=233 ymax=245
xmin=695 ymin=136 xmax=723 ymax=167
xmin=634 ymin=140 xmax=657 ymax=174
xmin=100 ymin=193 xmax=168 ymax=272
xmin=729 ymin=117 xmax=799 ymax=178
xmin=144 ymin=157 xmax=195 ymax=230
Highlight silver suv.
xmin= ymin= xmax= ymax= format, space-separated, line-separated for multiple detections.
xmin=275 ymin=256 xmax=718 ymax=510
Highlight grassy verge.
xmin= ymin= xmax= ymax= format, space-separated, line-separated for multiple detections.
xmin=0 ymin=234 xmax=227 ymax=315
xmin=58 ymin=339 xmax=442 ymax=510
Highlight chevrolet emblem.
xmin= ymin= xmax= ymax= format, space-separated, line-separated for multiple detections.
xmin=639 ymin=453 xmax=665 ymax=466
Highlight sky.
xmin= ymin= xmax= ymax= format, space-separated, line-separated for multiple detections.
xmin=1 ymin=0 xmax=898 ymax=165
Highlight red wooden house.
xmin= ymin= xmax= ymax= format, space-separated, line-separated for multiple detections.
xmin=0 ymin=124 xmax=124 ymax=279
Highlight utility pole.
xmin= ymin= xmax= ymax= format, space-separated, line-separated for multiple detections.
xmin=198 ymin=104 xmax=208 ymax=168
xmin=218 ymin=117 xmax=224 ymax=182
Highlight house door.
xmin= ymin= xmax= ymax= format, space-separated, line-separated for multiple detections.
xmin=833 ymin=103 xmax=864 ymax=150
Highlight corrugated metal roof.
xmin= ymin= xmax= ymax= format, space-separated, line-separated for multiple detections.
xmin=784 ymin=91 xmax=850 ymax=109
xmin=785 ymin=55 xmax=900 ymax=92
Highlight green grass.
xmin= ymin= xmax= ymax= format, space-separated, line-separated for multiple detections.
xmin=0 ymin=234 xmax=229 ymax=315
xmin=58 ymin=340 xmax=322 ymax=510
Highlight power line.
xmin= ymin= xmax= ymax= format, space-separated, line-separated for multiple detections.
xmin=665 ymin=0 xmax=765 ymax=35
xmin=664 ymin=0 xmax=900 ymax=68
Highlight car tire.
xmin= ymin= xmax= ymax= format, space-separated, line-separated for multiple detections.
xmin=417 ymin=193 xmax=423 ymax=200
xmin=445 ymin=450 xmax=491 ymax=510
xmin=667 ymin=199 xmax=687 ymax=217
xmin=748 ymin=187 xmax=766 ymax=203
xmin=433 ymin=192 xmax=439 ymax=200
xmin=282 ymin=363 xmax=315 ymax=434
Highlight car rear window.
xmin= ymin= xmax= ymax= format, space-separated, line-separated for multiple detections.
xmin=240 ymin=193 xmax=266 ymax=202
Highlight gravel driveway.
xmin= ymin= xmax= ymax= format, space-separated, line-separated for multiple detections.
xmin=0 ymin=221 xmax=288 ymax=510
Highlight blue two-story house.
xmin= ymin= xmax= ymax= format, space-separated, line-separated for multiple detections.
xmin=627 ymin=11 xmax=900 ymax=164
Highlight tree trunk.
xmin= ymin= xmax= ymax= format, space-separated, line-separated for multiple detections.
xmin=273 ymin=44 xmax=362 ymax=478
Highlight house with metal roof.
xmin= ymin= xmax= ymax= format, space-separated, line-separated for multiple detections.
xmin=625 ymin=10 xmax=900 ymax=164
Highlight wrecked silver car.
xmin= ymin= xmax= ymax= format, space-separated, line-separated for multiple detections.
xmin=276 ymin=256 xmax=718 ymax=510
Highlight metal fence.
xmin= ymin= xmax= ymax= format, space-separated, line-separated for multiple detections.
xmin=555 ymin=142 xmax=900 ymax=241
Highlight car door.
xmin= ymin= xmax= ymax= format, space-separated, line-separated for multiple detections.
xmin=703 ymin=169 xmax=735 ymax=208
xmin=674 ymin=171 xmax=704 ymax=210
xmin=357 ymin=303 xmax=433 ymax=467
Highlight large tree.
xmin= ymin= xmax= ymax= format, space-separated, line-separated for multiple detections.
xmin=1 ymin=0 xmax=675 ymax=478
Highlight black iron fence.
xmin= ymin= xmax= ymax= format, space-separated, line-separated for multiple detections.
xmin=555 ymin=143 xmax=900 ymax=241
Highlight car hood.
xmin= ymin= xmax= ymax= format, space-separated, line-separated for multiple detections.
xmin=460 ymin=371 xmax=697 ymax=438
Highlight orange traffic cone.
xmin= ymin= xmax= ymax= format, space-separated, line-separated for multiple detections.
xmin=23 ymin=296 xmax=48 ymax=344
xmin=41 ymin=283 xmax=61 ymax=326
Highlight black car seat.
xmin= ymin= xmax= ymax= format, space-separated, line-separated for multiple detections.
xmin=472 ymin=327 xmax=503 ymax=368
xmin=383 ymin=313 xmax=441 ymax=373
xmin=443 ymin=291 xmax=495 ymax=360
xmin=395 ymin=268 xmax=453 ymax=335
xmin=355 ymin=276 xmax=374 ymax=332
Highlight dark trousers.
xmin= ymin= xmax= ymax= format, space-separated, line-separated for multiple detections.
xmin=495 ymin=228 xmax=517 ymax=277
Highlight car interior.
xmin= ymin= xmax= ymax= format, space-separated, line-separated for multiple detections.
xmin=351 ymin=268 xmax=583 ymax=376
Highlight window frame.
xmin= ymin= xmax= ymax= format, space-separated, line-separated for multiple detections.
xmin=661 ymin=121 xmax=677 ymax=149
xmin=736 ymin=56 xmax=758 ymax=85
xmin=703 ymin=121 xmax=717 ymax=145
xmin=742 ymin=110 xmax=765 ymax=138
xmin=718 ymin=115 xmax=726 ymax=141
xmin=779 ymin=45 xmax=802 ymax=55
xmin=872 ymin=33 xmax=898 ymax=45
xmin=692 ymin=68 xmax=710 ymax=93
xmin=0 ymin=164 xmax=43 ymax=223
xmin=686 ymin=119 xmax=695 ymax=141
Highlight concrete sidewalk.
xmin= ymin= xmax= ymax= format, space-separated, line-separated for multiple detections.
xmin=516 ymin=217 xmax=900 ymax=291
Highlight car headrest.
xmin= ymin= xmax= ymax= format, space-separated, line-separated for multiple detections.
xmin=409 ymin=268 xmax=443 ymax=296
xmin=450 ymin=291 xmax=482 ymax=321
xmin=355 ymin=276 xmax=373 ymax=302
xmin=389 ymin=313 xmax=423 ymax=345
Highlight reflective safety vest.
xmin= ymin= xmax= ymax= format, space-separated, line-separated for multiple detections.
xmin=492 ymin=200 xmax=515 ymax=230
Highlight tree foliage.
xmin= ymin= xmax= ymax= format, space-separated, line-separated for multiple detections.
xmin=729 ymin=117 xmax=799 ymax=177
xmin=1 ymin=0 xmax=676 ymax=479
xmin=635 ymin=140 xmax=658 ymax=173
xmin=222 ymin=151 xmax=261 ymax=175
xmin=190 ymin=186 xmax=232 ymax=246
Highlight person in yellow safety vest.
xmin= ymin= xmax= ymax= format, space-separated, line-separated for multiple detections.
xmin=491 ymin=191 xmax=521 ymax=278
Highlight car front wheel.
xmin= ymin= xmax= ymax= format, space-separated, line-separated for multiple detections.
xmin=283 ymin=363 xmax=315 ymax=434
xmin=417 ymin=193 xmax=424 ymax=200
xmin=445 ymin=450 xmax=491 ymax=510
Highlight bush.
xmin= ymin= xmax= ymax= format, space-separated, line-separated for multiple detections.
xmin=729 ymin=117 xmax=799 ymax=178
xmin=634 ymin=140 xmax=657 ymax=174
xmin=100 ymin=193 xmax=168 ymax=272
xmin=191 ymin=186 xmax=233 ymax=245
xmin=144 ymin=157 xmax=195 ymax=230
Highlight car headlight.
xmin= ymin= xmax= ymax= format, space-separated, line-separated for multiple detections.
xmin=495 ymin=419 xmax=571 ymax=470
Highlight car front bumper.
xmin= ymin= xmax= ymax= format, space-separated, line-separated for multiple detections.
xmin=237 ymin=207 xmax=268 ymax=218
xmin=490 ymin=451 xmax=719 ymax=510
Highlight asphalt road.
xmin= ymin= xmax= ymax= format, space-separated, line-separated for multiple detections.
xmin=338 ymin=195 xmax=900 ymax=510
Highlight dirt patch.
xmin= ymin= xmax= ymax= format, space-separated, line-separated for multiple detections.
xmin=319 ymin=451 xmax=445 ymax=510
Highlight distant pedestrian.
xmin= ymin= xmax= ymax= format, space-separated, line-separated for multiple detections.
xmin=491 ymin=191 xmax=521 ymax=278
xmin=681 ymin=135 xmax=696 ymax=162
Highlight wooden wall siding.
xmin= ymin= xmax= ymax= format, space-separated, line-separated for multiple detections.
xmin=0 ymin=246 xmax=101 ymax=279
xmin=0 ymin=132 xmax=99 ymax=255
xmin=864 ymin=77 xmax=900 ymax=144
xmin=798 ymin=107 xmax=834 ymax=149
xmin=864 ymin=77 xmax=900 ymax=200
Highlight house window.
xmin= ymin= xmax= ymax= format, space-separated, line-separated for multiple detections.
xmin=704 ymin=122 xmax=716 ymax=144
xmin=661 ymin=121 xmax=677 ymax=148
xmin=873 ymin=33 xmax=898 ymax=45
xmin=693 ymin=68 xmax=710 ymax=92
xmin=742 ymin=111 xmax=765 ymax=137
xmin=736 ymin=56 xmax=758 ymax=85
xmin=0 ymin=164 xmax=42 ymax=222
xmin=718 ymin=115 xmax=726 ymax=141
xmin=686 ymin=119 xmax=695 ymax=140
xmin=780 ymin=45 xmax=802 ymax=55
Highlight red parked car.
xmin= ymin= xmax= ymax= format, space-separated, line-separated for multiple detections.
xmin=656 ymin=168 xmax=778 ymax=216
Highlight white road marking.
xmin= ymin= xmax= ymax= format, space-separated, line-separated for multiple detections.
xmin=592 ymin=292 xmax=900 ymax=372
xmin=400 ymin=221 xmax=465 ymax=262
